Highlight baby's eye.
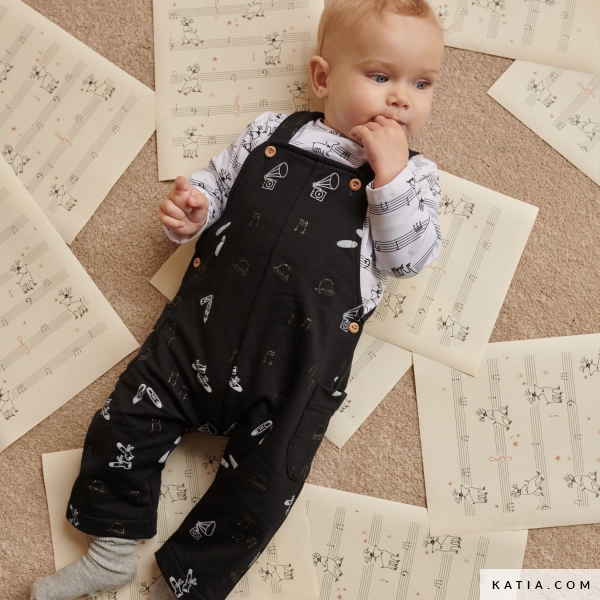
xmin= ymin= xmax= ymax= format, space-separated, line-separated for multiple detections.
xmin=413 ymin=81 xmax=429 ymax=90
xmin=370 ymin=74 xmax=388 ymax=83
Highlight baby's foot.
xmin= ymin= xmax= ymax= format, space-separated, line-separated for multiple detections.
xmin=149 ymin=576 xmax=177 ymax=599
xmin=31 ymin=536 xmax=137 ymax=600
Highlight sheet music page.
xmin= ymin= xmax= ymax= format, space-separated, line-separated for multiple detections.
xmin=325 ymin=333 xmax=413 ymax=449
xmin=153 ymin=0 xmax=323 ymax=181
xmin=0 ymin=158 xmax=139 ymax=453
xmin=304 ymin=483 xmax=528 ymax=600
xmin=488 ymin=61 xmax=600 ymax=186
xmin=427 ymin=0 xmax=599 ymax=74
xmin=363 ymin=171 xmax=538 ymax=377
xmin=43 ymin=433 xmax=319 ymax=600
xmin=0 ymin=0 xmax=155 ymax=244
xmin=414 ymin=334 xmax=600 ymax=536
xmin=150 ymin=240 xmax=196 ymax=301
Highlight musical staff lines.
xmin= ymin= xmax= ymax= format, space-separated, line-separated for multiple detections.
xmin=487 ymin=359 xmax=514 ymax=514
xmin=46 ymin=95 xmax=137 ymax=211
xmin=451 ymin=368 xmax=475 ymax=517
xmin=168 ymin=30 xmax=310 ymax=52
xmin=171 ymin=63 xmax=308 ymax=85
xmin=15 ymin=60 xmax=87 ymax=154
xmin=0 ymin=187 xmax=8 ymax=203
xmin=185 ymin=448 xmax=202 ymax=506
xmin=0 ymin=214 xmax=28 ymax=246
xmin=167 ymin=0 xmax=309 ymax=20
xmin=264 ymin=537 xmax=283 ymax=594
xmin=172 ymin=132 xmax=237 ymax=148
xmin=157 ymin=491 xmax=169 ymax=544
xmin=406 ymin=216 xmax=462 ymax=333
xmin=554 ymin=72 xmax=600 ymax=131
xmin=0 ymin=38 xmax=58 ymax=128
xmin=0 ymin=22 xmax=32 ymax=68
xmin=557 ymin=0 xmax=576 ymax=52
xmin=525 ymin=68 xmax=564 ymax=107
xmin=8 ymin=321 xmax=107 ymax=402
xmin=439 ymin=206 xmax=500 ymax=347
xmin=171 ymin=97 xmax=294 ymax=118
xmin=560 ymin=352 xmax=588 ymax=508
xmin=450 ymin=0 xmax=469 ymax=33
xmin=522 ymin=0 xmax=541 ymax=46
xmin=318 ymin=506 xmax=345 ymax=600
xmin=487 ymin=9 xmax=500 ymax=39
xmin=356 ymin=514 xmax=383 ymax=600
xmin=524 ymin=355 xmax=551 ymax=509
xmin=0 ymin=6 xmax=8 ymax=21
xmin=0 ymin=309 xmax=70 ymax=373
xmin=348 ymin=338 xmax=385 ymax=384
xmin=25 ymin=94 xmax=105 ymax=193
xmin=467 ymin=537 xmax=489 ymax=600
xmin=433 ymin=553 xmax=452 ymax=600
xmin=0 ymin=240 xmax=48 ymax=287
xmin=395 ymin=522 xmax=419 ymax=600
xmin=0 ymin=268 xmax=68 ymax=328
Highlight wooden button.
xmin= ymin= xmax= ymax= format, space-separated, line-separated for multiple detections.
xmin=193 ymin=257 xmax=201 ymax=268
xmin=264 ymin=145 xmax=277 ymax=158
xmin=349 ymin=178 xmax=362 ymax=191
xmin=348 ymin=322 xmax=360 ymax=334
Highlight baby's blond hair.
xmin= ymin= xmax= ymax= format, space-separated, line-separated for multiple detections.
xmin=317 ymin=0 xmax=442 ymax=56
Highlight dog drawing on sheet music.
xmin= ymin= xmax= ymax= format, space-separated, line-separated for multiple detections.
xmin=0 ymin=60 xmax=13 ymax=82
xmin=58 ymin=288 xmax=88 ymax=318
xmin=160 ymin=482 xmax=188 ymax=503
xmin=82 ymin=74 xmax=115 ymax=100
xmin=471 ymin=0 xmax=505 ymax=12
xmin=569 ymin=115 xmax=600 ymax=146
xmin=564 ymin=472 xmax=600 ymax=498
xmin=242 ymin=0 xmax=265 ymax=20
xmin=423 ymin=534 xmax=461 ymax=553
xmin=439 ymin=195 xmax=474 ymax=218
xmin=264 ymin=32 xmax=283 ymax=65
xmin=179 ymin=64 xmax=202 ymax=96
xmin=9 ymin=260 xmax=36 ymax=293
xmin=29 ymin=65 xmax=59 ymax=93
xmin=381 ymin=290 xmax=406 ymax=318
xmin=579 ymin=355 xmax=600 ymax=376
xmin=180 ymin=17 xmax=203 ymax=46
xmin=363 ymin=545 xmax=400 ymax=569
xmin=313 ymin=552 xmax=343 ymax=581
xmin=49 ymin=184 xmax=77 ymax=211
xmin=511 ymin=471 xmax=545 ymax=498
xmin=290 ymin=81 xmax=312 ymax=112
xmin=0 ymin=388 xmax=17 ymax=420
xmin=476 ymin=406 xmax=512 ymax=430
xmin=2 ymin=145 xmax=29 ymax=175
xmin=437 ymin=315 xmax=469 ymax=341
xmin=452 ymin=484 xmax=488 ymax=505
xmin=527 ymin=79 xmax=557 ymax=108
xmin=258 ymin=563 xmax=294 ymax=582
xmin=182 ymin=128 xmax=201 ymax=158
xmin=524 ymin=384 xmax=563 ymax=405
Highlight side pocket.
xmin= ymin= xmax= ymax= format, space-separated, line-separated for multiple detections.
xmin=286 ymin=384 xmax=347 ymax=482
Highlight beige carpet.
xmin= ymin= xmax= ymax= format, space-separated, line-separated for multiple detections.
xmin=1 ymin=0 xmax=599 ymax=597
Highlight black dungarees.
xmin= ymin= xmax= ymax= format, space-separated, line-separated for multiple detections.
xmin=68 ymin=111 xmax=377 ymax=600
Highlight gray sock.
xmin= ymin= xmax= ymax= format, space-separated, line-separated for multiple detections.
xmin=149 ymin=576 xmax=176 ymax=599
xmin=31 ymin=536 xmax=138 ymax=600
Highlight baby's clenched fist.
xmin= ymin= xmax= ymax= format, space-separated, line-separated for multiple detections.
xmin=159 ymin=176 xmax=209 ymax=237
xmin=349 ymin=115 xmax=409 ymax=189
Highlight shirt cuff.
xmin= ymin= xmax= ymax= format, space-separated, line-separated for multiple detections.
xmin=366 ymin=164 xmax=415 ymax=202
xmin=163 ymin=220 xmax=208 ymax=244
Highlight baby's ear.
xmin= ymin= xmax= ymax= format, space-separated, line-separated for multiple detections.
xmin=309 ymin=55 xmax=330 ymax=100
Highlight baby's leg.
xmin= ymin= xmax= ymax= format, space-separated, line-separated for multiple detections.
xmin=31 ymin=536 xmax=137 ymax=600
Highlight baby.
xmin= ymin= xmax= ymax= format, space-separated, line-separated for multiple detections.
xmin=31 ymin=1 xmax=444 ymax=599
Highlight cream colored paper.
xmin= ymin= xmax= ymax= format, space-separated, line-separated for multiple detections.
xmin=304 ymin=483 xmax=528 ymax=600
xmin=150 ymin=240 xmax=196 ymax=301
xmin=488 ymin=61 xmax=600 ymax=185
xmin=0 ymin=0 xmax=155 ymax=244
xmin=364 ymin=171 xmax=538 ymax=377
xmin=325 ymin=333 xmax=413 ymax=448
xmin=414 ymin=334 xmax=600 ymax=536
xmin=0 ymin=159 xmax=138 ymax=452
xmin=153 ymin=0 xmax=323 ymax=181
xmin=429 ymin=0 xmax=599 ymax=74
xmin=42 ymin=433 xmax=319 ymax=600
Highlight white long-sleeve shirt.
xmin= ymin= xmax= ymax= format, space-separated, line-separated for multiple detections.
xmin=164 ymin=111 xmax=442 ymax=314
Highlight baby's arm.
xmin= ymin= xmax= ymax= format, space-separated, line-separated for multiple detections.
xmin=158 ymin=176 xmax=210 ymax=238
xmin=351 ymin=116 xmax=441 ymax=277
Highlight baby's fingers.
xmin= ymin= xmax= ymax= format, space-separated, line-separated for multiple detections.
xmin=168 ymin=176 xmax=193 ymax=210
xmin=159 ymin=197 xmax=187 ymax=228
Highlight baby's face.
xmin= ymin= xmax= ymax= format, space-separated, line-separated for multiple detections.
xmin=313 ymin=13 xmax=444 ymax=139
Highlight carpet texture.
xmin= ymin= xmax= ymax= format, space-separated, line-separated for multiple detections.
xmin=1 ymin=0 xmax=599 ymax=597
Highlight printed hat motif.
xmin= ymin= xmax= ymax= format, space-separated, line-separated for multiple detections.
xmin=233 ymin=259 xmax=249 ymax=276
xmin=273 ymin=263 xmax=291 ymax=282
xmin=314 ymin=278 xmax=335 ymax=296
